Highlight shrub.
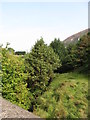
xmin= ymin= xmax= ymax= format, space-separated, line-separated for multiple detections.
xmin=2 ymin=47 xmax=31 ymax=110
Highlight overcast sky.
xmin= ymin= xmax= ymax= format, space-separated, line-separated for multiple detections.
xmin=0 ymin=2 xmax=88 ymax=52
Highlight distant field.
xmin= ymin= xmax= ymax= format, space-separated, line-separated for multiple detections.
xmin=34 ymin=72 xmax=88 ymax=119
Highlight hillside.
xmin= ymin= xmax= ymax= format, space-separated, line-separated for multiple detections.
xmin=34 ymin=72 xmax=88 ymax=118
xmin=63 ymin=29 xmax=89 ymax=46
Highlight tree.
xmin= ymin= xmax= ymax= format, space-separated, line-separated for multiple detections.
xmin=2 ymin=47 xmax=32 ymax=110
xmin=73 ymin=33 xmax=90 ymax=72
xmin=15 ymin=51 xmax=26 ymax=55
xmin=50 ymin=38 xmax=68 ymax=72
xmin=8 ymin=47 xmax=15 ymax=54
xmin=0 ymin=46 xmax=2 ymax=95
xmin=64 ymin=32 xmax=90 ymax=73
xmin=25 ymin=38 xmax=61 ymax=97
xmin=50 ymin=38 xmax=67 ymax=63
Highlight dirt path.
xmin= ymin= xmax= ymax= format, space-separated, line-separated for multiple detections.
xmin=0 ymin=97 xmax=41 ymax=119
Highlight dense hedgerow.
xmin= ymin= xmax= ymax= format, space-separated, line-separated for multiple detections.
xmin=1 ymin=47 xmax=32 ymax=110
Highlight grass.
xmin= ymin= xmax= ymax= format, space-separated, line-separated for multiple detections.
xmin=33 ymin=72 xmax=88 ymax=119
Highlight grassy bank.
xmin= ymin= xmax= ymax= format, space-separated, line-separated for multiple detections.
xmin=34 ymin=72 xmax=88 ymax=119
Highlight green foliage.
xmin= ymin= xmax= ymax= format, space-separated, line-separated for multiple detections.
xmin=58 ymin=33 xmax=90 ymax=73
xmin=7 ymin=47 xmax=15 ymax=54
xmin=74 ymin=33 xmax=90 ymax=71
xmin=63 ymin=44 xmax=77 ymax=71
xmin=1 ymin=33 xmax=89 ymax=118
xmin=34 ymin=72 xmax=88 ymax=118
xmin=2 ymin=47 xmax=31 ymax=110
xmin=50 ymin=38 xmax=75 ymax=72
xmin=0 ymin=46 xmax=2 ymax=96
xmin=50 ymin=38 xmax=67 ymax=63
xmin=15 ymin=51 xmax=26 ymax=55
xmin=25 ymin=38 xmax=61 ymax=97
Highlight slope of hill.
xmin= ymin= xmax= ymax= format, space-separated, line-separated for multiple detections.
xmin=63 ymin=29 xmax=89 ymax=46
xmin=34 ymin=72 xmax=88 ymax=118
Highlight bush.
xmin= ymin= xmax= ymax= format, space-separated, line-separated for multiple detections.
xmin=2 ymin=47 xmax=31 ymax=110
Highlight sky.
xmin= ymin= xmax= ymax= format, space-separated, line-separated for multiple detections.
xmin=0 ymin=1 xmax=88 ymax=52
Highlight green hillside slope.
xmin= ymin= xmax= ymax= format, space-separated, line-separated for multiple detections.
xmin=34 ymin=72 xmax=88 ymax=119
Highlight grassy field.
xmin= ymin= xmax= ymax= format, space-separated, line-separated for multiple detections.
xmin=34 ymin=72 xmax=88 ymax=119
